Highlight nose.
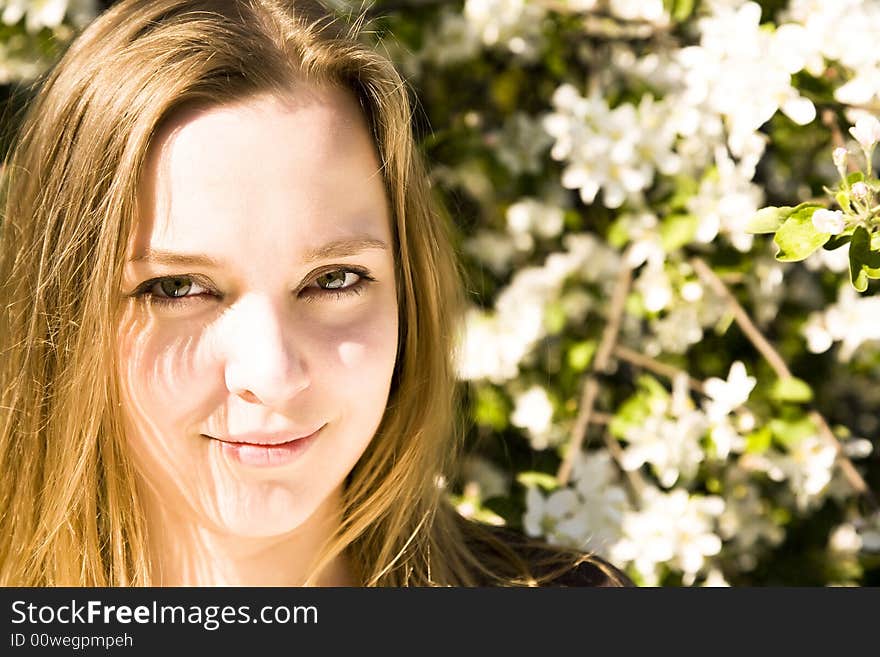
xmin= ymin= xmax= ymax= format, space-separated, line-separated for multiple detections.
xmin=221 ymin=293 xmax=310 ymax=407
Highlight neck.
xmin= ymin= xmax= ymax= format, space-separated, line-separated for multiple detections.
xmin=139 ymin=485 xmax=355 ymax=587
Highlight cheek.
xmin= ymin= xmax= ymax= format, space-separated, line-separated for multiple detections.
xmin=116 ymin=315 xmax=217 ymax=437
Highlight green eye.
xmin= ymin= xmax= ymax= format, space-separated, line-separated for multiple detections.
xmin=159 ymin=277 xmax=194 ymax=298
xmin=315 ymin=271 xmax=351 ymax=289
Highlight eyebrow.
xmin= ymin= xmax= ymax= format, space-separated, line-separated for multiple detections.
xmin=128 ymin=237 xmax=389 ymax=267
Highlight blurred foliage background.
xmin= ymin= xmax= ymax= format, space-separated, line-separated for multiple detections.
xmin=3 ymin=0 xmax=880 ymax=586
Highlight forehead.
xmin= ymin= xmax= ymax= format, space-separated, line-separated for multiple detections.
xmin=131 ymin=85 xmax=390 ymax=260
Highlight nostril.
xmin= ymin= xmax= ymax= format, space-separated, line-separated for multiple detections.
xmin=237 ymin=389 xmax=260 ymax=404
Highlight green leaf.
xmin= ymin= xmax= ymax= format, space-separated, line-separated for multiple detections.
xmin=769 ymin=417 xmax=817 ymax=450
xmin=848 ymin=225 xmax=880 ymax=292
xmin=746 ymin=206 xmax=795 ymax=234
xmin=607 ymin=216 xmax=631 ymax=248
xmin=836 ymin=190 xmax=852 ymax=213
xmin=847 ymin=171 xmax=865 ymax=186
xmin=823 ymin=233 xmax=852 ymax=250
xmin=770 ymin=377 xmax=814 ymax=403
xmin=745 ymin=426 xmax=773 ymax=454
xmin=773 ymin=205 xmax=831 ymax=261
xmin=660 ymin=213 xmax=699 ymax=251
xmin=544 ymin=301 xmax=567 ymax=335
xmin=516 ymin=471 xmax=558 ymax=491
xmin=567 ymin=340 xmax=597 ymax=373
xmin=473 ymin=384 xmax=509 ymax=431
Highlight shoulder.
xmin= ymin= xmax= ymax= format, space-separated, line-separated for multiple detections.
xmin=460 ymin=520 xmax=634 ymax=587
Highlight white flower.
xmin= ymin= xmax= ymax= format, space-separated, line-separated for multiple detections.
xmin=492 ymin=113 xmax=554 ymax=175
xmin=829 ymin=523 xmax=863 ymax=553
xmin=811 ymin=209 xmax=846 ymax=235
xmin=702 ymin=361 xmax=756 ymax=421
xmin=463 ymin=230 xmax=518 ymax=276
xmin=610 ymin=487 xmax=724 ymax=586
xmin=523 ymin=451 xmax=630 ymax=554
xmin=680 ymin=281 xmax=704 ymax=303
xmin=686 ymin=146 xmax=762 ymax=252
xmin=543 ymin=87 xmax=680 ymax=209
xmin=523 ymin=487 xmax=579 ymax=537
xmin=610 ymin=0 xmax=668 ymax=23
xmin=832 ymin=146 xmax=848 ymax=171
xmin=619 ymin=407 xmax=709 ymax=488
xmin=851 ymin=181 xmax=869 ymax=200
xmin=635 ymin=262 xmax=673 ymax=312
xmin=708 ymin=416 xmax=746 ymax=460
xmin=463 ymin=0 xmax=546 ymax=59
xmin=849 ymin=115 xmax=880 ymax=150
xmin=506 ymin=198 xmax=565 ymax=243
xmin=702 ymin=569 xmax=730 ymax=587
xmin=510 ymin=385 xmax=555 ymax=449
xmin=648 ymin=306 xmax=705 ymax=355
xmin=775 ymin=436 xmax=838 ymax=511
xmin=801 ymin=283 xmax=880 ymax=360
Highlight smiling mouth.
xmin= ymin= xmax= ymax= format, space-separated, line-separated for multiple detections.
xmin=202 ymin=426 xmax=324 ymax=467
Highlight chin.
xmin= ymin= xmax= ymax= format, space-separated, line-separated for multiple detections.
xmin=208 ymin=484 xmax=321 ymax=538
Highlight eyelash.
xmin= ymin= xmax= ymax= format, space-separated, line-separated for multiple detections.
xmin=131 ymin=266 xmax=375 ymax=308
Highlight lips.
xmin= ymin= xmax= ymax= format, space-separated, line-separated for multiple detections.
xmin=205 ymin=425 xmax=325 ymax=468
xmin=216 ymin=427 xmax=324 ymax=446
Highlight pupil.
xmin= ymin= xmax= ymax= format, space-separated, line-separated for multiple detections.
xmin=160 ymin=278 xmax=191 ymax=297
xmin=321 ymin=272 xmax=345 ymax=289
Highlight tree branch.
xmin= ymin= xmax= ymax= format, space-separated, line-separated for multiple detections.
xmin=613 ymin=344 xmax=706 ymax=395
xmin=690 ymin=255 xmax=878 ymax=510
xmin=557 ymin=252 xmax=633 ymax=484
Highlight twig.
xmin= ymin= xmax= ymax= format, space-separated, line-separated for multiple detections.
xmin=810 ymin=410 xmax=876 ymax=503
xmin=690 ymin=256 xmax=878 ymax=509
xmin=690 ymin=257 xmax=792 ymax=378
xmin=591 ymin=411 xmax=613 ymax=425
xmin=613 ymin=344 xmax=706 ymax=395
xmin=822 ymin=108 xmax=860 ymax=174
xmin=602 ymin=428 xmax=646 ymax=506
xmin=557 ymin=253 xmax=633 ymax=484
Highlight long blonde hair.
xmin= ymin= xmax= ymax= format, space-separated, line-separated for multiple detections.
xmin=0 ymin=0 xmax=621 ymax=586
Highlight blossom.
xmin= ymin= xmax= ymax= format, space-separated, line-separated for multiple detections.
xmin=463 ymin=230 xmax=518 ymax=276
xmin=829 ymin=523 xmax=863 ymax=554
xmin=811 ymin=209 xmax=846 ymax=235
xmin=491 ymin=112 xmax=554 ymax=176
xmin=774 ymin=436 xmax=838 ymax=511
xmin=610 ymin=487 xmax=724 ymax=586
xmin=510 ymin=385 xmax=555 ymax=449
xmin=523 ymin=451 xmax=629 ymax=553
xmin=618 ymin=406 xmax=709 ymax=488
xmin=543 ymin=86 xmax=680 ymax=208
xmin=676 ymin=2 xmax=814 ymax=158
xmin=635 ymin=262 xmax=673 ymax=313
xmin=456 ymin=235 xmax=620 ymax=383
xmin=786 ymin=0 xmax=880 ymax=106
xmin=849 ymin=115 xmax=880 ymax=151
xmin=686 ymin=146 xmax=763 ymax=252
xmin=506 ymin=198 xmax=565 ymax=244
xmin=702 ymin=361 xmax=756 ymax=421
xmin=609 ymin=0 xmax=668 ymax=23
xmin=851 ymin=181 xmax=869 ymax=200
xmin=801 ymin=283 xmax=880 ymax=360
xmin=647 ymin=306 xmax=705 ymax=356
xmin=832 ymin=146 xmax=848 ymax=173
xmin=464 ymin=0 xmax=546 ymax=58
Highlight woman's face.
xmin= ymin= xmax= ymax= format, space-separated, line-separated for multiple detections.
xmin=116 ymin=87 xmax=398 ymax=538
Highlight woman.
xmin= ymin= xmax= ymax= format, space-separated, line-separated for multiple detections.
xmin=0 ymin=0 xmax=629 ymax=587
